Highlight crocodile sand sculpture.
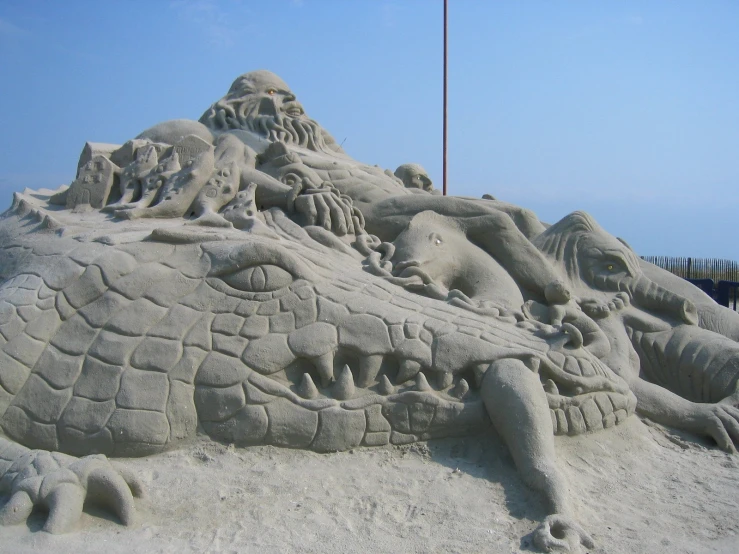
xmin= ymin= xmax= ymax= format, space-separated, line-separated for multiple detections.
xmin=1 ymin=70 xmax=739 ymax=552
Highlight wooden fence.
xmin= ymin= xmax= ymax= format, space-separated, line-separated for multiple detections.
xmin=641 ymin=256 xmax=739 ymax=282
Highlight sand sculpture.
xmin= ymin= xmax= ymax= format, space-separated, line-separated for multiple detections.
xmin=1 ymin=70 xmax=739 ymax=552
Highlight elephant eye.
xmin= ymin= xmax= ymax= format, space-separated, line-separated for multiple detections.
xmin=601 ymin=259 xmax=626 ymax=273
xmin=430 ymin=233 xmax=443 ymax=246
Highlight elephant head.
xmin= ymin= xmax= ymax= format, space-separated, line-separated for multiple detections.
xmin=533 ymin=211 xmax=697 ymax=325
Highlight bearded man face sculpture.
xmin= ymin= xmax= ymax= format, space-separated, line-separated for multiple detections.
xmin=199 ymin=70 xmax=344 ymax=155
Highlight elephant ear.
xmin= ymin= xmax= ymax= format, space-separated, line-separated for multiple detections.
xmin=532 ymin=211 xmax=602 ymax=281
xmin=532 ymin=211 xmax=598 ymax=255
xmin=617 ymin=237 xmax=635 ymax=251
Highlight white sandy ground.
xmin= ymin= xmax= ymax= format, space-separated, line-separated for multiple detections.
xmin=1 ymin=416 xmax=738 ymax=554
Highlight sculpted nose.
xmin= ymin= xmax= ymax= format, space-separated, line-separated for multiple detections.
xmin=284 ymin=91 xmax=296 ymax=102
xmin=258 ymin=97 xmax=277 ymax=116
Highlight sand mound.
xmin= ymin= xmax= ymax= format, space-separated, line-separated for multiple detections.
xmin=3 ymin=417 xmax=738 ymax=553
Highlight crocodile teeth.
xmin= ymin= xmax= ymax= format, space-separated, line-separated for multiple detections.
xmin=437 ymin=372 xmax=454 ymax=389
xmin=543 ymin=379 xmax=559 ymax=395
xmin=396 ymin=359 xmax=421 ymax=384
xmin=523 ymin=356 xmax=541 ymax=373
xmin=298 ymin=373 xmax=319 ymax=399
xmin=452 ymin=378 xmax=470 ymax=399
xmin=379 ymin=375 xmax=395 ymax=395
xmin=313 ymin=352 xmax=335 ymax=387
xmin=357 ymin=354 xmax=383 ymax=388
xmin=334 ymin=364 xmax=355 ymax=400
xmin=415 ymin=372 xmax=432 ymax=392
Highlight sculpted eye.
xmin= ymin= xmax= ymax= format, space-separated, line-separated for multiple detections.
xmin=267 ymin=88 xmax=277 ymax=95
xmin=430 ymin=233 xmax=442 ymax=246
xmin=600 ymin=259 xmax=625 ymax=274
xmin=205 ymin=241 xmax=318 ymax=298
xmin=221 ymin=265 xmax=293 ymax=292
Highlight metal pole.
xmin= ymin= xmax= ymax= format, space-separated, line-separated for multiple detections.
xmin=443 ymin=0 xmax=448 ymax=196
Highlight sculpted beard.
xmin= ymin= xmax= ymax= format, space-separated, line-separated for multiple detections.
xmin=253 ymin=113 xmax=330 ymax=153
xmin=200 ymin=97 xmax=334 ymax=154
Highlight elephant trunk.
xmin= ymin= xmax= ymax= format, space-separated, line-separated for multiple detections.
xmin=628 ymin=275 xmax=698 ymax=325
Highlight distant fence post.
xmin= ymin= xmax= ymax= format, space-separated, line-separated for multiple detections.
xmin=687 ymin=278 xmax=715 ymax=299
xmin=717 ymin=281 xmax=739 ymax=310
xmin=641 ymin=256 xmax=739 ymax=309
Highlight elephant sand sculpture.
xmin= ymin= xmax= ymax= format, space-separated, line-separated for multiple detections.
xmin=1 ymin=70 xmax=739 ymax=552
xmin=534 ymin=212 xmax=739 ymax=452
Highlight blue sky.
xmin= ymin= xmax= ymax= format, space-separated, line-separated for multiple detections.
xmin=0 ymin=1 xmax=737 ymax=258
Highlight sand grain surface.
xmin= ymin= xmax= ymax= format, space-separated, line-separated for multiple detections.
xmin=2 ymin=417 xmax=738 ymax=553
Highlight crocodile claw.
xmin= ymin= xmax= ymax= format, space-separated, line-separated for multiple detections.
xmin=0 ymin=451 xmax=144 ymax=533
xmin=533 ymin=514 xmax=594 ymax=552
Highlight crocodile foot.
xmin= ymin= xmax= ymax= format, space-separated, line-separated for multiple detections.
xmin=0 ymin=451 xmax=144 ymax=533
xmin=533 ymin=514 xmax=594 ymax=552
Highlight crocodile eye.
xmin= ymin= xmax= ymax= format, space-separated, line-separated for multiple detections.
xmin=607 ymin=264 xmax=614 ymax=271
xmin=205 ymin=241 xmax=317 ymax=298
xmin=221 ymin=265 xmax=293 ymax=292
